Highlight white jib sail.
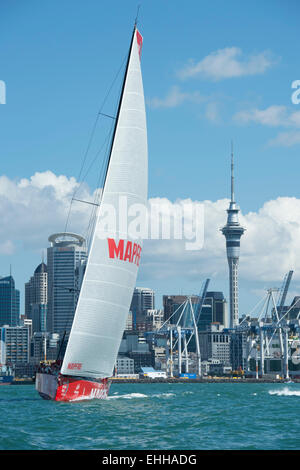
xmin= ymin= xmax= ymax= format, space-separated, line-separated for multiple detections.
xmin=61 ymin=28 xmax=147 ymax=378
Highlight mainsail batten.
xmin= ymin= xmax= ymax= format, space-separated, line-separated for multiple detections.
xmin=61 ymin=27 xmax=147 ymax=379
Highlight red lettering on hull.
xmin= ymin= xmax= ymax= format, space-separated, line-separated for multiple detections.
xmin=67 ymin=363 xmax=82 ymax=371
xmin=36 ymin=373 xmax=110 ymax=402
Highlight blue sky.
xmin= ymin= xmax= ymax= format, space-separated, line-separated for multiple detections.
xmin=1 ymin=0 xmax=300 ymax=315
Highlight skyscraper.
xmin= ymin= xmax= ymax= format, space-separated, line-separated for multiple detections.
xmin=130 ymin=287 xmax=155 ymax=330
xmin=221 ymin=145 xmax=245 ymax=328
xmin=25 ymin=262 xmax=47 ymax=333
xmin=198 ymin=291 xmax=228 ymax=331
xmin=0 ymin=275 xmax=20 ymax=327
xmin=163 ymin=295 xmax=199 ymax=324
xmin=47 ymin=233 xmax=87 ymax=336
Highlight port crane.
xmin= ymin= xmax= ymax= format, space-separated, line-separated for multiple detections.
xmin=242 ymin=271 xmax=294 ymax=378
xmin=154 ymin=279 xmax=210 ymax=378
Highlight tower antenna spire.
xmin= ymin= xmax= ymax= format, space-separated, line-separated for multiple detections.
xmin=231 ymin=140 xmax=235 ymax=203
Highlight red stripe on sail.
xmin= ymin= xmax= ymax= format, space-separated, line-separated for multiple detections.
xmin=136 ymin=29 xmax=143 ymax=59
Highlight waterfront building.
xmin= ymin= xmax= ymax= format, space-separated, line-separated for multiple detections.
xmin=130 ymin=287 xmax=155 ymax=330
xmin=145 ymin=309 xmax=164 ymax=330
xmin=230 ymin=329 xmax=248 ymax=372
xmin=47 ymin=233 xmax=87 ymax=336
xmin=30 ymin=332 xmax=60 ymax=364
xmin=198 ymin=292 xmax=228 ymax=331
xmin=0 ymin=276 xmax=20 ymax=327
xmin=125 ymin=311 xmax=133 ymax=330
xmin=163 ymin=295 xmax=199 ymax=324
xmin=25 ymin=262 xmax=48 ymax=333
xmin=23 ymin=318 xmax=33 ymax=338
xmin=221 ymin=145 xmax=245 ymax=328
xmin=273 ymin=296 xmax=300 ymax=321
xmin=115 ymin=356 xmax=134 ymax=375
xmin=25 ymin=263 xmax=47 ymax=313
xmin=118 ymin=331 xmax=155 ymax=373
xmin=0 ymin=325 xmax=29 ymax=364
xmin=199 ymin=323 xmax=231 ymax=365
xmin=140 ymin=367 xmax=167 ymax=379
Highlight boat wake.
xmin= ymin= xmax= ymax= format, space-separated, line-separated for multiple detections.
xmin=269 ymin=387 xmax=300 ymax=397
xmin=108 ymin=392 xmax=175 ymax=400
xmin=108 ymin=393 xmax=148 ymax=400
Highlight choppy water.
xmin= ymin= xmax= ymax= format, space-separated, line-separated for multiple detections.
xmin=0 ymin=382 xmax=300 ymax=450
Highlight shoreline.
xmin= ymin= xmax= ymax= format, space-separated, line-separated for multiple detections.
xmin=110 ymin=378 xmax=300 ymax=384
xmin=9 ymin=377 xmax=300 ymax=385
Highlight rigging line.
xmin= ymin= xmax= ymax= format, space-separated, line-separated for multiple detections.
xmin=83 ymin=70 xmax=124 ymax=251
xmin=63 ymin=126 xmax=112 ymax=243
xmin=74 ymin=51 xmax=128 ymax=188
xmin=74 ymin=127 xmax=112 ymax=200
xmin=63 ymin=52 xmax=128 ymax=236
xmin=83 ymin=124 xmax=114 ymax=249
xmin=85 ymin=130 xmax=114 ymax=251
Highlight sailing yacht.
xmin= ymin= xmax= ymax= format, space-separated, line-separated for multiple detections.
xmin=35 ymin=24 xmax=148 ymax=401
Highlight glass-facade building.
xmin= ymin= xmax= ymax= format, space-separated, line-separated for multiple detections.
xmin=0 ymin=326 xmax=29 ymax=364
xmin=163 ymin=292 xmax=227 ymax=331
xmin=163 ymin=295 xmax=199 ymax=325
xmin=198 ymin=292 xmax=228 ymax=331
xmin=0 ymin=276 xmax=20 ymax=327
xmin=47 ymin=233 xmax=87 ymax=337
xmin=130 ymin=288 xmax=155 ymax=330
xmin=25 ymin=262 xmax=48 ymax=333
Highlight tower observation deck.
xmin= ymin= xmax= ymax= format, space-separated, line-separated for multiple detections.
xmin=221 ymin=145 xmax=245 ymax=328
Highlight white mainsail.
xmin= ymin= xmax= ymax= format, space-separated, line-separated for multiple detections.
xmin=61 ymin=27 xmax=147 ymax=378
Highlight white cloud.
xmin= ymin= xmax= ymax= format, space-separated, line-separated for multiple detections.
xmin=178 ymin=47 xmax=275 ymax=81
xmin=205 ymin=102 xmax=220 ymax=123
xmin=0 ymin=171 xmax=94 ymax=252
xmin=234 ymin=105 xmax=300 ymax=147
xmin=142 ymin=196 xmax=300 ymax=285
xmin=0 ymin=172 xmax=299 ymax=290
xmin=234 ymin=105 xmax=300 ymax=128
xmin=268 ymin=130 xmax=300 ymax=147
xmin=147 ymin=86 xmax=204 ymax=109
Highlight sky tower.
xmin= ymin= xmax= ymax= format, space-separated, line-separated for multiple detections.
xmin=221 ymin=144 xmax=245 ymax=328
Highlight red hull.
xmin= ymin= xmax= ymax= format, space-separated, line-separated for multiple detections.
xmin=35 ymin=372 xmax=110 ymax=402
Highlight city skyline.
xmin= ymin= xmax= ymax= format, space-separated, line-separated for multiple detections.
xmin=1 ymin=1 xmax=300 ymax=316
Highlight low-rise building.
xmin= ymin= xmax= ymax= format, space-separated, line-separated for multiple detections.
xmin=116 ymin=356 xmax=134 ymax=375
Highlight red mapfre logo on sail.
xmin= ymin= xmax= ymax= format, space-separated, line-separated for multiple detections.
xmin=67 ymin=363 xmax=82 ymax=371
xmin=107 ymin=238 xmax=142 ymax=266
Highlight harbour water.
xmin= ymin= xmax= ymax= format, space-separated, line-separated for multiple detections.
xmin=0 ymin=382 xmax=299 ymax=450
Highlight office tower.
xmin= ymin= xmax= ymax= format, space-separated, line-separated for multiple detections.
xmin=31 ymin=332 xmax=60 ymax=364
xmin=130 ymin=287 xmax=155 ymax=330
xmin=199 ymin=323 xmax=231 ymax=364
xmin=198 ymin=292 xmax=228 ymax=331
xmin=0 ymin=276 xmax=20 ymax=327
xmin=47 ymin=233 xmax=87 ymax=336
xmin=230 ymin=329 xmax=248 ymax=372
xmin=221 ymin=146 xmax=245 ymax=328
xmin=0 ymin=325 xmax=29 ymax=364
xmin=163 ymin=295 xmax=199 ymax=324
xmin=25 ymin=262 xmax=48 ymax=333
